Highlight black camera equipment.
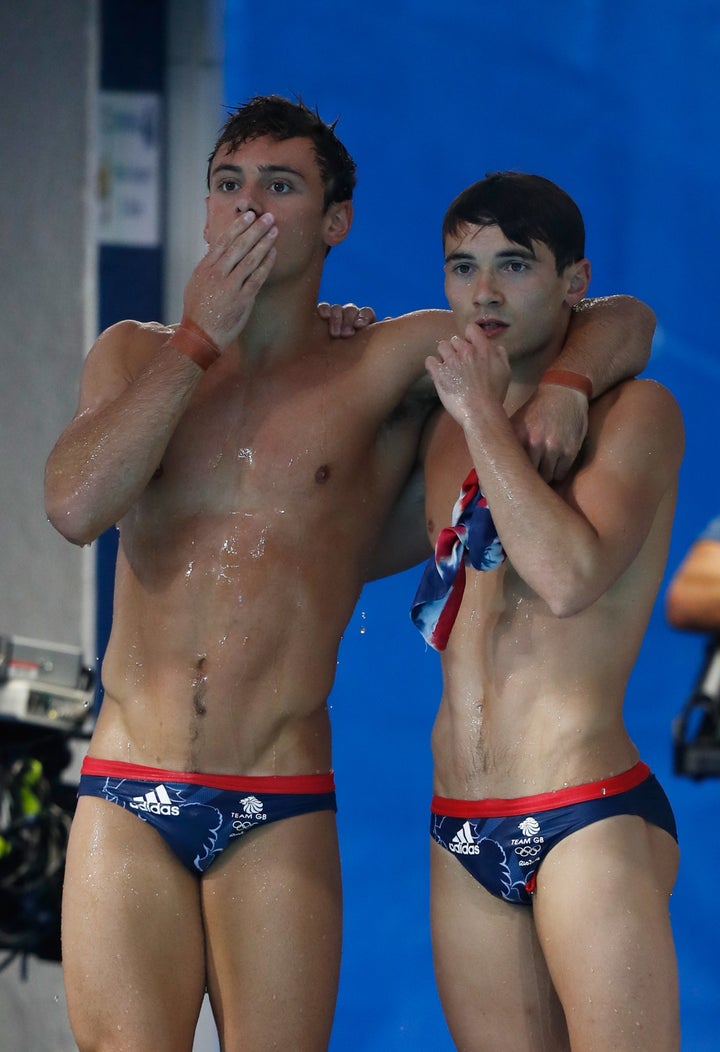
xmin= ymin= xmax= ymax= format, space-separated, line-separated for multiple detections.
xmin=0 ymin=635 xmax=95 ymax=975
xmin=672 ymin=634 xmax=720 ymax=778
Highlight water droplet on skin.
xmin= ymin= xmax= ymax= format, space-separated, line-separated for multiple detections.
xmin=250 ymin=527 xmax=268 ymax=559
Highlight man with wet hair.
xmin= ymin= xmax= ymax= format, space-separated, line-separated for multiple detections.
xmin=205 ymin=94 xmax=357 ymax=212
xmin=46 ymin=95 xmax=654 ymax=1050
xmin=414 ymin=171 xmax=681 ymax=1051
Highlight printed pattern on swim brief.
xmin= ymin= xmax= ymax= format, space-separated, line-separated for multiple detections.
xmin=410 ymin=467 xmax=505 ymax=651
xmin=430 ymin=762 xmax=677 ymax=906
xmin=78 ymin=758 xmax=337 ymax=875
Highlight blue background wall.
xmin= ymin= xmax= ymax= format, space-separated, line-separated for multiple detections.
xmin=221 ymin=2 xmax=719 ymax=1048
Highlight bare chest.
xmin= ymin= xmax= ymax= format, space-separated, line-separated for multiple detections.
xmin=153 ymin=361 xmax=384 ymax=514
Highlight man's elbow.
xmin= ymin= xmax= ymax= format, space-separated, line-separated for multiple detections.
xmin=635 ymin=297 xmax=656 ymax=337
xmin=44 ymin=490 xmax=99 ymax=548
xmin=625 ymin=296 xmax=656 ymax=370
xmin=540 ymin=567 xmax=603 ymax=619
xmin=545 ymin=591 xmax=586 ymax=619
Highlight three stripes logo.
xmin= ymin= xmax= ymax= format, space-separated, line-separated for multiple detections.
xmin=129 ymin=784 xmax=180 ymax=816
xmin=449 ymin=820 xmax=480 ymax=856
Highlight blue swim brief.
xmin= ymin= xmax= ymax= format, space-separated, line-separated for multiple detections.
xmin=78 ymin=757 xmax=337 ymax=875
xmin=430 ymin=761 xmax=677 ymax=906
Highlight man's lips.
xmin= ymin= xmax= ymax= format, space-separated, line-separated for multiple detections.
xmin=475 ymin=319 xmax=508 ymax=336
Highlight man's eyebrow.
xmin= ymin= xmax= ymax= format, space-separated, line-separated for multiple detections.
xmin=444 ymin=250 xmax=475 ymax=264
xmin=496 ymin=246 xmax=537 ymax=260
xmin=444 ymin=246 xmax=538 ymax=264
xmin=210 ymin=162 xmax=306 ymax=179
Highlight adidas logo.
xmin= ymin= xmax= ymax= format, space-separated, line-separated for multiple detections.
xmin=449 ymin=821 xmax=480 ymax=856
xmin=130 ymin=783 xmax=180 ymax=816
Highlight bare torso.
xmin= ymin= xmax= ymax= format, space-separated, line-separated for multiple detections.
xmin=91 ymin=315 xmax=441 ymax=775
xmin=423 ymin=393 xmax=678 ymax=800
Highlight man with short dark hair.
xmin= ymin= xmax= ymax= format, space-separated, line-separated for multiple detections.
xmin=416 ymin=172 xmax=682 ymax=1051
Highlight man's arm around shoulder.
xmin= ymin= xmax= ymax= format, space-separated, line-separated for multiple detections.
xmin=513 ymin=295 xmax=655 ymax=482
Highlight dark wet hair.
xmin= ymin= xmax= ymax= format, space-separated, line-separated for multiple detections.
xmin=442 ymin=171 xmax=585 ymax=273
xmin=207 ymin=94 xmax=357 ymax=211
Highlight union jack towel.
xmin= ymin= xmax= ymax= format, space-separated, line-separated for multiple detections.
xmin=410 ymin=468 xmax=505 ymax=651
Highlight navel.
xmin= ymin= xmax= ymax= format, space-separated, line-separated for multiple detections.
xmin=192 ymin=655 xmax=208 ymax=717
xmin=315 ymin=464 xmax=331 ymax=484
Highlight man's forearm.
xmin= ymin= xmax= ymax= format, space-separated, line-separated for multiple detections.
xmin=558 ymin=295 xmax=655 ymax=397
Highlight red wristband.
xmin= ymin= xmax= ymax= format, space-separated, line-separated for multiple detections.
xmin=170 ymin=316 xmax=221 ymax=371
xmin=539 ymin=369 xmax=593 ymax=400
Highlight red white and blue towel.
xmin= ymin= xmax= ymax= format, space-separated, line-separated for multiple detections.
xmin=411 ymin=468 xmax=506 ymax=651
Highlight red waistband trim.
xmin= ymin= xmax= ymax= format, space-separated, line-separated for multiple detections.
xmin=431 ymin=761 xmax=650 ymax=818
xmin=81 ymin=756 xmax=336 ymax=795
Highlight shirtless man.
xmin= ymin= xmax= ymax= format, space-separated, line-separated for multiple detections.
xmin=45 ymin=95 xmax=654 ymax=1052
xmin=413 ymin=172 xmax=682 ymax=1051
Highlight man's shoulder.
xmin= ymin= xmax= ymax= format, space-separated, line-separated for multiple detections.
xmin=96 ymin=318 xmax=173 ymax=351
xmin=369 ymin=308 xmax=454 ymax=344
xmin=88 ymin=319 xmax=173 ymax=372
xmin=589 ymin=376 xmax=684 ymax=461
xmin=90 ymin=318 xmax=170 ymax=355
xmin=360 ymin=309 xmax=454 ymax=382
xmin=595 ymin=375 xmax=679 ymax=413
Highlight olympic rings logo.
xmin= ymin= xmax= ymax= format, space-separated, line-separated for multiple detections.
xmin=514 ymin=845 xmax=541 ymax=858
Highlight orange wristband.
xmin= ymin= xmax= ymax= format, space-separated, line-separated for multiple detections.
xmin=539 ymin=369 xmax=593 ymax=400
xmin=170 ymin=316 xmax=221 ymax=371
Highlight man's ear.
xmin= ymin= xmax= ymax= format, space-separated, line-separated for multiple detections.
xmin=323 ymin=200 xmax=353 ymax=248
xmin=565 ymin=259 xmax=591 ymax=306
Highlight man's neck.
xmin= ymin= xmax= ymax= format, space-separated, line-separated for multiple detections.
xmin=505 ymin=329 xmax=571 ymax=414
xmin=235 ymin=272 xmax=325 ymax=364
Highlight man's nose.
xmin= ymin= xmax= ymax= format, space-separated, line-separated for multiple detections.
xmin=472 ymin=272 xmax=502 ymax=306
xmin=235 ymin=185 xmax=262 ymax=215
